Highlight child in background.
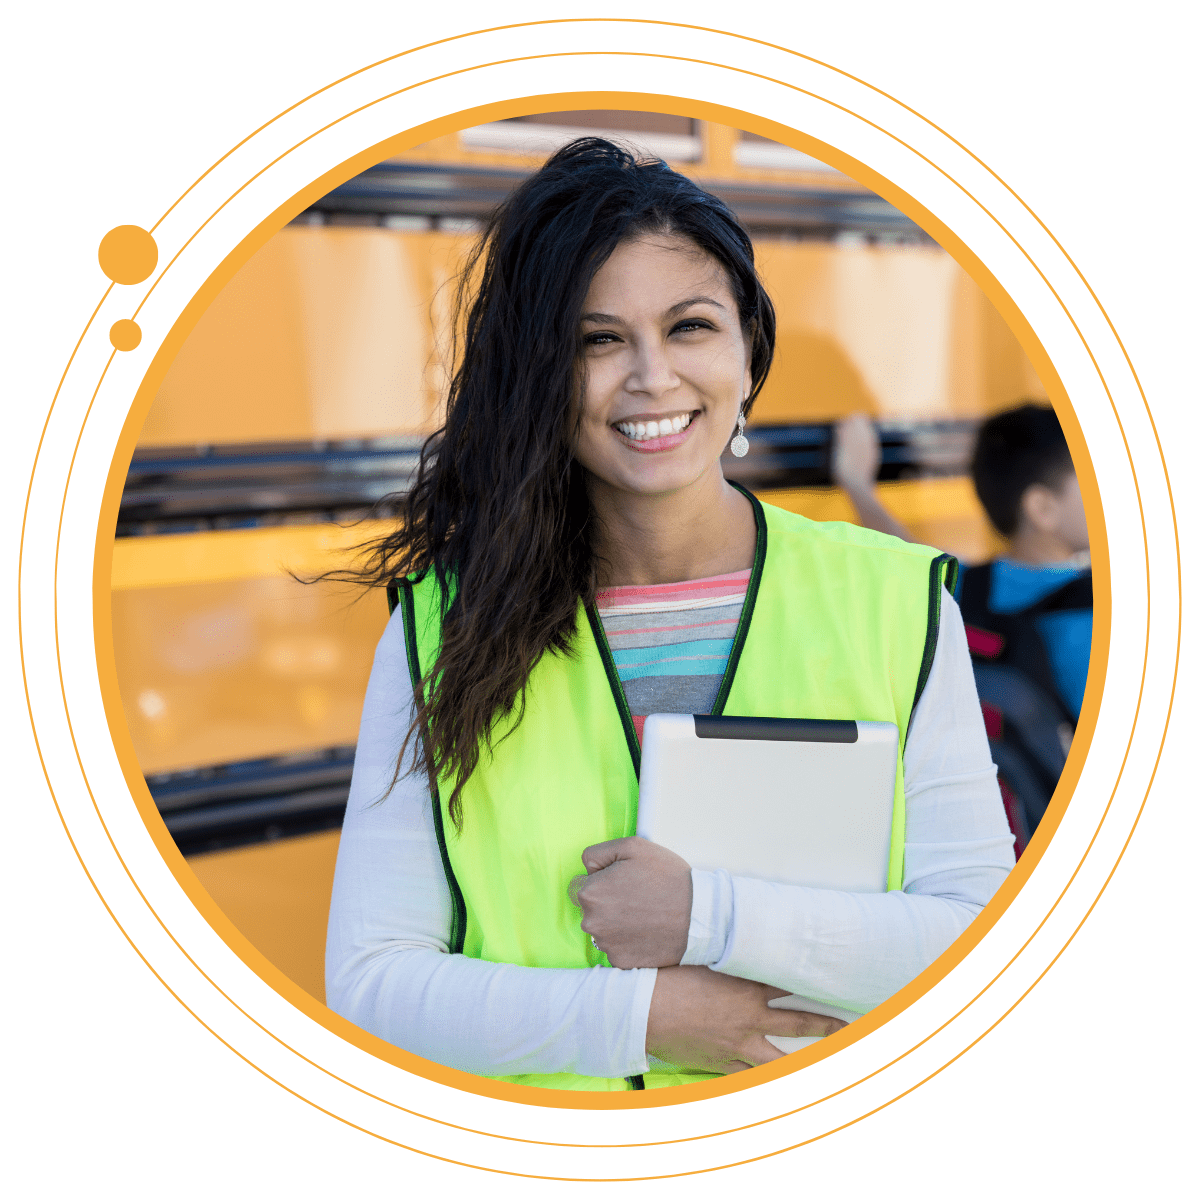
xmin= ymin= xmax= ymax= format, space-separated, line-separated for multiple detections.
xmin=961 ymin=404 xmax=1091 ymax=721
xmin=833 ymin=405 xmax=1092 ymax=846
xmin=832 ymin=404 xmax=1090 ymax=719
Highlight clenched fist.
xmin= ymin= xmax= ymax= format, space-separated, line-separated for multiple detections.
xmin=569 ymin=837 xmax=692 ymax=968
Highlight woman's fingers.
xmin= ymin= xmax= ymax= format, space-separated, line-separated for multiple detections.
xmin=720 ymin=1037 xmax=787 ymax=1072
xmin=725 ymin=1021 xmax=843 ymax=1074
xmin=761 ymin=1007 xmax=847 ymax=1039
xmin=580 ymin=836 xmax=639 ymax=874
xmin=646 ymin=967 xmax=849 ymax=1075
xmin=572 ymin=839 xmax=693 ymax=967
xmin=757 ymin=985 xmax=849 ymax=1035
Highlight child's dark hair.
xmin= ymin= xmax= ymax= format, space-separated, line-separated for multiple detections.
xmin=971 ymin=403 xmax=1074 ymax=537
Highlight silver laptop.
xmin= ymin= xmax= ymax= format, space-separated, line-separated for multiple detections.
xmin=636 ymin=713 xmax=900 ymax=1050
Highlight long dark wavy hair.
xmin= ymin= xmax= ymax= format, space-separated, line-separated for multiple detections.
xmin=342 ymin=137 xmax=776 ymax=827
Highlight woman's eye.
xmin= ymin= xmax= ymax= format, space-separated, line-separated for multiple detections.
xmin=583 ymin=331 xmax=620 ymax=346
xmin=671 ymin=319 xmax=712 ymax=335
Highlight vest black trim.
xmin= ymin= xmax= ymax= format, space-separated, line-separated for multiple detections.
xmin=909 ymin=553 xmax=960 ymax=738
xmin=396 ymin=578 xmax=468 ymax=956
xmin=712 ymin=483 xmax=768 ymax=716
xmin=585 ymin=603 xmax=644 ymax=778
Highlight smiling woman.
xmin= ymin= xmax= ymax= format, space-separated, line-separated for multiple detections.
xmin=574 ymin=235 xmax=758 ymax=589
xmin=323 ymin=139 xmax=1014 ymax=1092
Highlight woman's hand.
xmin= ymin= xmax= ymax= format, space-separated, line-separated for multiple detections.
xmin=570 ymin=837 xmax=692 ymax=968
xmin=646 ymin=966 xmax=847 ymax=1074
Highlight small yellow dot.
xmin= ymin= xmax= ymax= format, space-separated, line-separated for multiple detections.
xmin=99 ymin=226 xmax=158 ymax=285
xmin=110 ymin=319 xmax=142 ymax=351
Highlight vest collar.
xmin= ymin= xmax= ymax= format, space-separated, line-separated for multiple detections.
xmin=582 ymin=482 xmax=768 ymax=780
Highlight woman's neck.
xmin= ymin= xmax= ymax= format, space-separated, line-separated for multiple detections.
xmin=587 ymin=466 xmax=757 ymax=587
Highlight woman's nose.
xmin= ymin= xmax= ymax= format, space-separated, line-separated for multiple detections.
xmin=627 ymin=339 xmax=680 ymax=396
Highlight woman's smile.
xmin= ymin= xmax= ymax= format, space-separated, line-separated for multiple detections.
xmin=612 ymin=408 xmax=698 ymax=451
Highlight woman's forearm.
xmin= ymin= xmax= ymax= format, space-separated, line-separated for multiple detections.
xmin=328 ymin=933 xmax=656 ymax=1078
xmin=325 ymin=776 xmax=659 ymax=1078
xmin=683 ymin=844 xmax=1003 ymax=1013
xmin=325 ymin=608 xmax=656 ymax=1078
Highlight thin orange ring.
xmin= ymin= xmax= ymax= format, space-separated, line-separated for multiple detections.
xmin=18 ymin=30 xmax=1176 ymax=1180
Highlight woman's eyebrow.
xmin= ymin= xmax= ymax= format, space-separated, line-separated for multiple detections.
xmin=579 ymin=296 xmax=727 ymax=324
xmin=665 ymin=296 xmax=727 ymax=317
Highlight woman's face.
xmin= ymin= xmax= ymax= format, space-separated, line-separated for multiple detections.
xmin=573 ymin=234 xmax=752 ymax=500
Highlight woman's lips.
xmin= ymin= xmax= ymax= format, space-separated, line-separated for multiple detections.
xmin=612 ymin=411 xmax=698 ymax=453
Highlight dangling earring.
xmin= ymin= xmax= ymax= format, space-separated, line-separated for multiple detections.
xmin=730 ymin=404 xmax=749 ymax=458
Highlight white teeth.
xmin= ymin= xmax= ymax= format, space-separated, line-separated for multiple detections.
xmin=616 ymin=413 xmax=694 ymax=441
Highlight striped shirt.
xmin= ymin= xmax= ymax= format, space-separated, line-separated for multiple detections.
xmin=595 ymin=569 xmax=751 ymax=744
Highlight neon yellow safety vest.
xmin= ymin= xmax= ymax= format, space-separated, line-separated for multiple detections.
xmin=390 ymin=488 xmax=957 ymax=1093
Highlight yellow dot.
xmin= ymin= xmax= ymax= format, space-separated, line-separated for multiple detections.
xmin=110 ymin=319 xmax=142 ymax=351
xmin=98 ymin=225 xmax=158 ymax=285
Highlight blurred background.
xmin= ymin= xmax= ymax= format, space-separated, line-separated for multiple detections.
xmin=111 ymin=110 xmax=1047 ymax=1002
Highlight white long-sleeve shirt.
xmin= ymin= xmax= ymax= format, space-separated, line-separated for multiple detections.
xmin=325 ymin=595 xmax=1015 ymax=1078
